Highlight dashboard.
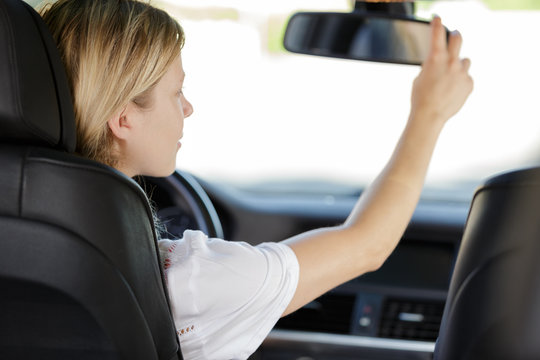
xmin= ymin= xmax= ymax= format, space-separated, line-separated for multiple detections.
xmin=143 ymin=172 xmax=470 ymax=360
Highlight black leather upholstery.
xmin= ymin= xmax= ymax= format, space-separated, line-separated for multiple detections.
xmin=0 ymin=0 xmax=75 ymax=151
xmin=0 ymin=0 xmax=182 ymax=359
xmin=435 ymin=167 xmax=540 ymax=360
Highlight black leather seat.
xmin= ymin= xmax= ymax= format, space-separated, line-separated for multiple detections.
xmin=0 ymin=0 xmax=182 ymax=359
xmin=435 ymin=167 xmax=540 ymax=360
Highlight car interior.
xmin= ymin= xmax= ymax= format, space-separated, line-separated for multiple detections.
xmin=2 ymin=0 xmax=540 ymax=359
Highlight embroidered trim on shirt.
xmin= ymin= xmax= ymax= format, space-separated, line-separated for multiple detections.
xmin=177 ymin=325 xmax=195 ymax=336
xmin=162 ymin=241 xmax=178 ymax=270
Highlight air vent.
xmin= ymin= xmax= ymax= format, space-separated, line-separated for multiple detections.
xmin=276 ymin=293 xmax=355 ymax=334
xmin=378 ymin=298 xmax=444 ymax=342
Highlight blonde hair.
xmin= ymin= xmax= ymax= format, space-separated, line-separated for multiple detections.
xmin=40 ymin=0 xmax=184 ymax=166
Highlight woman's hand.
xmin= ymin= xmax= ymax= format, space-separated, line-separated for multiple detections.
xmin=411 ymin=16 xmax=474 ymax=128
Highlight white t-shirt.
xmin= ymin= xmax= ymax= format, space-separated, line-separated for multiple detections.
xmin=158 ymin=230 xmax=299 ymax=360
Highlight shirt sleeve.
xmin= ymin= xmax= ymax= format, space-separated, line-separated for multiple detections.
xmin=158 ymin=230 xmax=299 ymax=360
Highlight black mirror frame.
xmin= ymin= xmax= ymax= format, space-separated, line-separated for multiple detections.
xmin=283 ymin=11 xmax=446 ymax=66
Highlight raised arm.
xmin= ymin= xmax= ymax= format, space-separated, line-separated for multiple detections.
xmin=282 ymin=16 xmax=473 ymax=316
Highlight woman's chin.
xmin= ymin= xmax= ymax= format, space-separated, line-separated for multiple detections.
xmin=157 ymin=168 xmax=176 ymax=177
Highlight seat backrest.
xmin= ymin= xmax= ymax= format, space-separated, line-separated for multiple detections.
xmin=0 ymin=1 xmax=182 ymax=359
xmin=434 ymin=167 xmax=540 ymax=360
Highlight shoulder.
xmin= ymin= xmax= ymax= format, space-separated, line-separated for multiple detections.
xmin=158 ymin=230 xmax=299 ymax=359
xmin=159 ymin=230 xmax=297 ymax=272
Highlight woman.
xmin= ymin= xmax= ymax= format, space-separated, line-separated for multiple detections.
xmin=39 ymin=0 xmax=473 ymax=359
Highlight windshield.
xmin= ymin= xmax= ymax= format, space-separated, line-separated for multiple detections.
xmin=170 ymin=1 xmax=540 ymax=197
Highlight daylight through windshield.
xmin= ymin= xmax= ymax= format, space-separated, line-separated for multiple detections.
xmin=165 ymin=0 xmax=540 ymax=194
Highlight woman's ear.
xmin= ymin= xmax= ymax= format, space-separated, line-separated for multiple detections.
xmin=107 ymin=106 xmax=132 ymax=141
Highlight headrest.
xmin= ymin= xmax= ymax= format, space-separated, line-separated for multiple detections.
xmin=482 ymin=167 xmax=540 ymax=189
xmin=0 ymin=0 xmax=76 ymax=152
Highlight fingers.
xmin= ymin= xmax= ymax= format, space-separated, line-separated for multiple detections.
xmin=412 ymin=17 xmax=473 ymax=124
xmin=447 ymin=30 xmax=463 ymax=61
xmin=428 ymin=16 xmax=469 ymax=73
xmin=461 ymin=58 xmax=471 ymax=72
xmin=429 ymin=16 xmax=446 ymax=56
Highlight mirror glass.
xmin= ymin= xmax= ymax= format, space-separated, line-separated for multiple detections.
xmin=284 ymin=12 xmax=436 ymax=65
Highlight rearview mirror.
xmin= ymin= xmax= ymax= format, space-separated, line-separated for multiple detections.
xmin=284 ymin=12 xmax=445 ymax=66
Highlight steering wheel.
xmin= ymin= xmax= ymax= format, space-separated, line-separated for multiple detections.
xmin=141 ymin=171 xmax=224 ymax=239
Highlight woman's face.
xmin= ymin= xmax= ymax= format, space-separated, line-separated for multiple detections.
xmin=120 ymin=54 xmax=193 ymax=177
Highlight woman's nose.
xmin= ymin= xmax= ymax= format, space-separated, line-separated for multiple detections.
xmin=183 ymin=96 xmax=194 ymax=118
